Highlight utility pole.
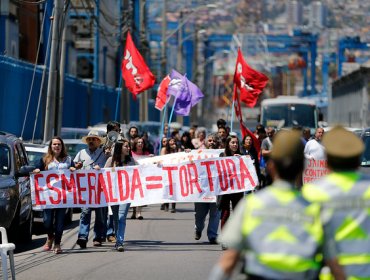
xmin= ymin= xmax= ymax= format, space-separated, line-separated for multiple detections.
xmin=94 ymin=0 xmax=100 ymax=82
xmin=43 ymin=0 xmax=63 ymax=143
xmin=57 ymin=3 xmax=69 ymax=136
xmin=175 ymin=10 xmax=183 ymax=125
xmin=160 ymin=0 xmax=167 ymax=124
xmin=139 ymin=0 xmax=148 ymax=122
xmin=161 ymin=0 xmax=167 ymax=78
xmin=120 ymin=0 xmax=131 ymax=124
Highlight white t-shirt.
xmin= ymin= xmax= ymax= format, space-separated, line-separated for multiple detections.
xmin=304 ymin=139 xmax=325 ymax=160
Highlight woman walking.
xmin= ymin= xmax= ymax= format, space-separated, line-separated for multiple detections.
xmin=33 ymin=137 xmax=75 ymax=254
xmin=104 ymin=138 xmax=136 ymax=252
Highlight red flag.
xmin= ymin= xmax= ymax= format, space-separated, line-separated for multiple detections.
xmin=155 ymin=75 xmax=171 ymax=111
xmin=234 ymin=48 xmax=268 ymax=108
xmin=121 ymin=32 xmax=155 ymax=95
xmin=233 ymin=85 xmax=260 ymax=156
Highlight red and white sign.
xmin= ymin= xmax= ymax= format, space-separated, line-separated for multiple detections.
xmin=31 ymin=156 xmax=258 ymax=209
xmin=302 ymin=159 xmax=330 ymax=184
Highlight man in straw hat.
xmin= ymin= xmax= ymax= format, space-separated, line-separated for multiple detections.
xmin=303 ymin=126 xmax=370 ymax=279
xmin=74 ymin=130 xmax=108 ymax=248
xmin=209 ymin=130 xmax=342 ymax=280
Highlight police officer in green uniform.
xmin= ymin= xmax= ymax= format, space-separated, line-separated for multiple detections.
xmin=303 ymin=126 xmax=370 ymax=279
xmin=209 ymin=130 xmax=343 ymax=280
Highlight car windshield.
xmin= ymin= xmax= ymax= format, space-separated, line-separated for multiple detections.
xmin=27 ymin=151 xmax=44 ymax=167
xmin=65 ymin=143 xmax=87 ymax=159
xmin=0 ymin=145 xmax=10 ymax=175
xmin=361 ymin=134 xmax=370 ymax=166
xmin=262 ymin=104 xmax=317 ymax=129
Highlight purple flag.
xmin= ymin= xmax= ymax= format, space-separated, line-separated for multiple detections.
xmin=167 ymin=70 xmax=204 ymax=116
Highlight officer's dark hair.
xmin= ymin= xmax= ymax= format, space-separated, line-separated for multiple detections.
xmin=327 ymin=155 xmax=361 ymax=172
xmin=273 ymin=154 xmax=304 ymax=181
xmin=107 ymin=121 xmax=120 ymax=132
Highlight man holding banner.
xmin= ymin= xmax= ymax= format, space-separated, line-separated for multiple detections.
xmin=210 ymin=130 xmax=343 ymax=280
xmin=74 ymin=130 xmax=108 ymax=249
xmin=194 ymin=133 xmax=221 ymax=244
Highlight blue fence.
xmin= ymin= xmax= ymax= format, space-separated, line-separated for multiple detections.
xmin=0 ymin=55 xmax=120 ymax=140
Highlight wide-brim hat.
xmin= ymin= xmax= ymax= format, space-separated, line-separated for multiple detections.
xmin=82 ymin=130 xmax=106 ymax=144
xmin=322 ymin=125 xmax=364 ymax=159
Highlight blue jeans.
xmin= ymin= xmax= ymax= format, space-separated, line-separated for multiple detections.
xmin=106 ymin=212 xmax=115 ymax=237
xmin=194 ymin=203 xmax=220 ymax=240
xmin=43 ymin=208 xmax=66 ymax=245
xmin=78 ymin=207 xmax=107 ymax=242
xmin=112 ymin=203 xmax=130 ymax=246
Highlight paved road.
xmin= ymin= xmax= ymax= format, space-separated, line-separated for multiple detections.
xmin=4 ymin=203 xmax=238 ymax=280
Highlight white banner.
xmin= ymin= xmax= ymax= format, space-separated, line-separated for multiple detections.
xmin=31 ymin=156 xmax=258 ymax=209
xmin=303 ymin=159 xmax=330 ymax=184
xmin=133 ymin=149 xmax=224 ymax=165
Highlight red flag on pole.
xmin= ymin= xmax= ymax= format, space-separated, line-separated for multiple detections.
xmin=121 ymin=32 xmax=155 ymax=95
xmin=234 ymin=48 xmax=268 ymax=108
xmin=155 ymin=75 xmax=171 ymax=111
xmin=233 ymin=85 xmax=261 ymax=156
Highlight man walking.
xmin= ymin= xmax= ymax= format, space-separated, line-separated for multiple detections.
xmin=194 ymin=133 xmax=221 ymax=244
xmin=303 ymin=126 xmax=370 ymax=279
xmin=74 ymin=130 xmax=108 ymax=248
xmin=304 ymin=127 xmax=325 ymax=160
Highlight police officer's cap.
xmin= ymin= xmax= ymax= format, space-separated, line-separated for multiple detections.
xmin=270 ymin=130 xmax=304 ymax=161
xmin=322 ymin=126 xmax=364 ymax=159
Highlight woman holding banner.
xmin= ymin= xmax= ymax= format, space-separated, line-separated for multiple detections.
xmin=33 ymin=136 xmax=75 ymax=254
xmin=241 ymin=135 xmax=261 ymax=190
xmin=217 ymin=134 xmax=244 ymax=249
xmin=160 ymin=137 xmax=180 ymax=212
xmin=104 ymin=138 xmax=136 ymax=252
xmin=131 ymin=137 xmax=152 ymax=220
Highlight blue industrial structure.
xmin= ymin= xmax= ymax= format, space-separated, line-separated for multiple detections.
xmin=337 ymin=36 xmax=370 ymax=77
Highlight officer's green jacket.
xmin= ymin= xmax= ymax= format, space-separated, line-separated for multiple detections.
xmin=303 ymin=171 xmax=370 ymax=279
xmin=218 ymin=180 xmax=325 ymax=280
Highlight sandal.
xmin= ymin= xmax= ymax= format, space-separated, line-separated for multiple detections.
xmin=53 ymin=244 xmax=62 ymax=254
xmin=43 ymin=237 xmax=54 ymax=251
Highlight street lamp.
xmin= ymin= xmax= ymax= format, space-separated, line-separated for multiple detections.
xmin=177 ymin=29 xmax=206 ymax=73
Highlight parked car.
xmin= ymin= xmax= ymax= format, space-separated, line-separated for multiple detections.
xmin=61 ymin=127 xmax=90 ymax=140
xmin=24 ymin=142 xmax=74 ymax=225
xmin=361 ymin=128 xmax=370 ymax=174
xmin=0 ymin=131 xmax=34 ymax=242
xmin=63 ymin=139 xmax=87 ymax=159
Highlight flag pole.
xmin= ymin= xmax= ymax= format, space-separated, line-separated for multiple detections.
xmin=167 ymin=95 xmax=178 ymax=136
xmin=230 ymin=85 xmax=236 ymax=132
xmin=157 ymin=100 xmax=169 ymax=155
xmin=115 ymin=76 xmax=123 ymax=121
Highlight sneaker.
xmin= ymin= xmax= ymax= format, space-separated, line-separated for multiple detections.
xmin=116 ymin=245 xmax=124 ymax=252
xmin=170 ymin=208 xmax=176 ymax=213
xmin=76 ymin=238 xmax=87 ymax=249
xmin=160 ymin=204 xmax=165 ymax=210
xmin=107 ymin=236 xmax=116 ymax=243
xmin=93 ymin=240 xmax=102 ymax=247
xmin=194 ymin=231 xmax=201 ymax=240
xmin=209 ymin=238 xmax=218 ymax=245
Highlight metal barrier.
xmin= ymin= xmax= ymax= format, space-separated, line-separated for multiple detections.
xmin=0 ymin=228 xmax=15 ymax=280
